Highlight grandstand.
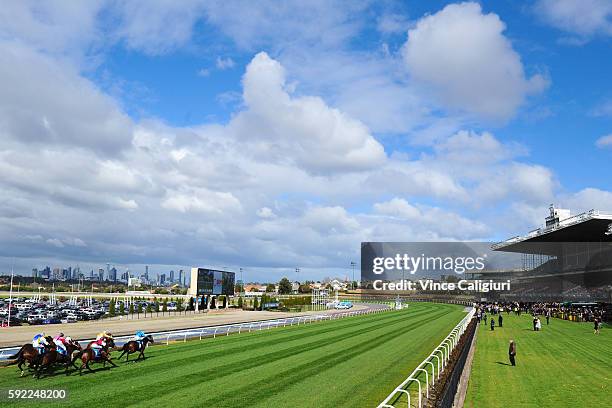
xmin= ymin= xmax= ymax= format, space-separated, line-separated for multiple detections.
xmin=478 ymin=207 xmax=612 ymax=303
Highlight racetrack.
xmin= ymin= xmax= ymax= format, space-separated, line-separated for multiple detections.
xmin=0 ymin=303 xmax=374 ymax=348
xmin=0 ymin=302 xmax=465 ymax=408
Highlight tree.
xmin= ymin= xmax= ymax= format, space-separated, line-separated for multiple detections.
xmin=210 ymin=296 xmax=216 ymax=309
xmin=162 ymin=298 xmax=168 ymax=313
xmin=146 ymin=303 xmax=152 ymax=314
xmin=188 ymin=297 xmax=194 ymax=311
xmin=265 ymin=283 xmax=276 ymax=293
xmin=278 ymin=277 xmax=292 ymax=294
xmin=177 ymin=299 xmax=183 ymax=312
xmin=253 ymin=296 xmax=259 ymax=310
xmin=298 ymin=284 xmax=311 ymax=293
xmin=129 ymin=303 xmax=134 ymax=315
xmin=237 ymin=296 xmax=243 ymax=308
xmin=119 ymin=302 xmax=125 ymax=315
xmin=136 ymin=303 xmax=142 ymax=314
xmin=109 ymin=300 xmax=116 ymax=317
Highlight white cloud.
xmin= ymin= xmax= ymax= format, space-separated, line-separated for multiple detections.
xmin=197 ymin=68 xmax=210 ymax=77
xmin=216 ymin=56 xmax=235 ymax=70
xmin=377 ymin=13 xmax=410 ymax=35
xmin=0 ymin=41 xmax=133 ymax=154
xmin=534 ymin=0 xmax=612 ymax=40
xmin=257 ymin=207 xmax=276 ymax=219
xmin=562 ymin=188 xmax=612 ymax=212
xmin=595 ymin=134 xmax=612 ymax=148
xmin=161 ymin=190 xmax=242 ymax=214
xmin=402 ymin=2 xmax=548 ymax=122
xmin=231 ymin=52 xmax=386 ymax=174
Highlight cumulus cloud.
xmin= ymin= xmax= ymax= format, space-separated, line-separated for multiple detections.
xmin=402 ymin=2 xmax=548 ymax=122
xmin=231 ymin=52 xmax=386 ymax=174
xmin=534 ymin=0 xmax=612 ymax=40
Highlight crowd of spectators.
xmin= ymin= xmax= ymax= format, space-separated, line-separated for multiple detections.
xmin=474 ymin=301 xmax=608 ymax=323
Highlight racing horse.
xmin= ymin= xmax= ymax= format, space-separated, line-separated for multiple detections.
xmin=117 ymin=334 xmax=154 ymax=362
xmin=7 ymin=336 xmax=54 ymax=377
xmin=34 ymin=339 xmax=83 ymax=378
xmin=77 ymin=337 xmax=117 ymax=375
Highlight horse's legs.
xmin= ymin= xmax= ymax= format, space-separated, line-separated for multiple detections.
xmin=118 ymin=350 xmax=126 ymax=360
xmin=18 ymin=359 xmax=25 ymax=377
xmin=106 ymin=355 xmax=118 ymax=367
xmin=137 ymin=350 xmax=145 ymax=360
xmin=86 ymin=361 xmax=94 ymax=373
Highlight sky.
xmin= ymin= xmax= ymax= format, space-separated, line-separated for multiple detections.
xmin=0 ymin=0 xmax=611 ymax=281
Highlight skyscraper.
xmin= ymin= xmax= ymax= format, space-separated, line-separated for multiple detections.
xmin=110 ymin=267 xmax=117 ymax=282
xmin=144 ymin=265 xmax=149 ymax=282
xmin=178 ymin=269 xmax=184 ymax=287
xmin=32 ymin=268 xmax=38 ymax=278
xmin=169 ymin=270 xmax=175 ymax=282
xmin=98 ymin=268 xmax=104 ymax=281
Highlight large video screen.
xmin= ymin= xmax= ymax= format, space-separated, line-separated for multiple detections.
xmin=195 ymin=268 xmax=235 ymax=295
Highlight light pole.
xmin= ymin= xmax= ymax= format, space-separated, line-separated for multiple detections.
xmin=295 ymin=268 xmax=300 ymax=284
xmin=350 ymin=261 xmax=356 ymax=290
xmin=7 ymin=263 xmax=14 ymax=327
xmin=239 ymin=267 xmax=244 ymax=293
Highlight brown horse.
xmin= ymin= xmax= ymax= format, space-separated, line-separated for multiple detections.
xmin=7 ymin=336 xmax=55 ymax=377
xmin=34 ymin=339 xmax=83 ymax=378
xmin=77 ymin=338 xmax=116 ymax=375
xmin=117 ymin=335 xmax=154 ymax=362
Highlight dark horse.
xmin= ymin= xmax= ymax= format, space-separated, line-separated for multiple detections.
xmin=7 ymin=336 xmax=54 ymax=377
xmin=118 ymin=335 xmax=154 ymax=362
xmin=77 ymin=338 xmax=117 ymax=375
xmin=34 ymin=339 xmax=83 ymax=378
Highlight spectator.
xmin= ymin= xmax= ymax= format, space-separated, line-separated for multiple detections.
xmin=490 ymin=318 xmax=495 ymax=331
xmin=508 ymin=340 xmax=516 ymax=366
xmin=498 ymin=314 xmax=503 ymax=328
xmin=536 ymin=318 xmax=542 ymax=331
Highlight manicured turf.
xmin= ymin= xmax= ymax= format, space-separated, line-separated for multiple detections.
xmin=465 ymin=313 xmax=611 ymax=408
xmin=0 ymin=303 xmax=465 ymax=408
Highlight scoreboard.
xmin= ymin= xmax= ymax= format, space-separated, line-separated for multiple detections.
xmin=189 ymin=268 xmax=235 ymax=296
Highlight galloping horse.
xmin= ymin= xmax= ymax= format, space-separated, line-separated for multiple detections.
xmin=34 ymin=339 xmax=83 ymax=378
xmin=118 ymin=335 xmax=154 ymax=362
xmin=7 ymin=336 xmax=54 ymax=377
xmin=77 ymin=337 xmax=116 ymax=375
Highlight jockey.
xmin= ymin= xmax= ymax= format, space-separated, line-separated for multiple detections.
xmin=53 ymin=332 xmax=68 ymax=355
xmin=90 ymin=336 xmax=106 ymax=357
xmin=96 ymin=331 xmax=109 ymax=341
xmin=133 ymin=330 xmax=146 ymax=342
xmin=32 ymin=333 xmax=49 ymax=353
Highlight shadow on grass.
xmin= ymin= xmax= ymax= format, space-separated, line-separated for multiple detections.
xmin=495 ymin=361 xmax=512 ymax=366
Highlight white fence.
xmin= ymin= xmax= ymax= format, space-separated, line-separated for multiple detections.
xmin=377 ymin=307 xmax=476 ymax=408
xmin=0 ymin=305 xmax=391 ymax=361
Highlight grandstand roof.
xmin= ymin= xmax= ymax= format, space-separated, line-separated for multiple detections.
xmin=493 ymin=209 xmax=612 ymax=254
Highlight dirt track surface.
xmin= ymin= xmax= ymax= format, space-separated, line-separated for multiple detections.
xmin=0 ymin=305 xmax=370 ymax=348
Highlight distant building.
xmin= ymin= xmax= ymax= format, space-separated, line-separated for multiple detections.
xmin=160 ymin=273 xmax=166 ymax=284
xmin=144 ymin=265 xmax=149 ymax=282
xmin=98 ymin=268 xmax=104 ymax=281
xmin=109 ymin=267 xmax=117 ymax=282
xmin=128 ymin=277 xmax=142 ymax=287
xmin=32 ymin=268 xmax=38 ymax=278
xmin=169 ymin=270 xmax=175 ymax=282
xmin=178 ymin=269 xmax=184 ymax=286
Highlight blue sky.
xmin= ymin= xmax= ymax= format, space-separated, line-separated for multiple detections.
xmin=0 ymin=1 xmax=611 ymax=281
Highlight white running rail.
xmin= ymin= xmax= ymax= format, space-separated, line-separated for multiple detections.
xmin=0 ymin=304 xmax=392 ymax=360
xmin=377 ymin=308 xmax=475 ymax=408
